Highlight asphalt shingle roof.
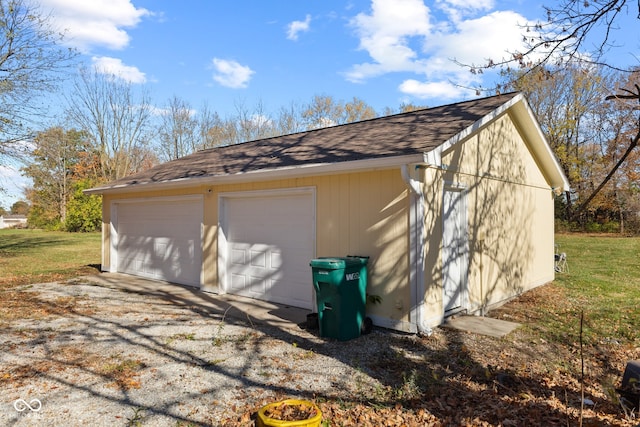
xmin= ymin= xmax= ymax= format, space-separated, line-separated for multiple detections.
xmin=96 ymin=92 xmax=519 ymax=190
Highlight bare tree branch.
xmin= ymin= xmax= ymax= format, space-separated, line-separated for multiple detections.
xmin=0 ymin=0 xmax=76 ymax=154
xmin=65 ymin=68 xmax=154 ymax=181
xmin=456 ymin=0 xmax=638 ymax=96
xmin=570 ymin=83 xmax=640 ymax=220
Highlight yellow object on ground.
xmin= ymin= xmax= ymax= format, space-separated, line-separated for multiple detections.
xmin=257 ymin=399 xmax=322 ymax=427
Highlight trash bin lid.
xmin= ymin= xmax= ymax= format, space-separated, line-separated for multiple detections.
xmin=310 ymin=256 xmax=368 ymax=269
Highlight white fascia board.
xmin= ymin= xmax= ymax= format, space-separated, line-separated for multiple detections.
xmin=428 ymin=93 xmax=524 ymax=167
xmin=422 ymin=93 xmax=570 ymax=194
xmin=84 ymin=153 xmax=426 ymax=195
xmin=511 ymin=97 xmax=571 ymax=193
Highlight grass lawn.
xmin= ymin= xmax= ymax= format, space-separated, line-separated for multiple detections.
xmin=554 ymin=234 xmax=639 ymax=346
xmin=496 ymin=234 xmax=640 ymax=348
xmin=0 ymin=229 xmax=101 ymax=289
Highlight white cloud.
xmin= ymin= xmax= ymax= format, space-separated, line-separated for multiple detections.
xmin=149 ymin=105 xmax=197 ymax=118
xmin=287 ymin=14 xmax=312 ymax=41
xmin=211 ymin=58 xmax=255 ymax=89
xmin=39 ymin=0 xmax=150 ymax=52
xmin=399 ymin=79 xmax=466 ymax=99
xmin=0 ymin=165 xmax=30 ymax=207
xmin=92 ymin=56 xmax=147 ymax=83
xmin=347 ymin=0 xmax=540 ymax=101
xmin=438 ymin=0 xmax=494 ymax=9
xmin=249 ymin=114 xmax=273 ymax=129
xmin=436 ymin=11 xmax=538 ymax=69
xmin=347 ymin=0 xmax=432 ymax=81
xmin=435 ymin=0 xmax=494 ymax=23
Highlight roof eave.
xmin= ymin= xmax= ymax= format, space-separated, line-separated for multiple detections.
xmin=423 ymin=93 xmax=570 ymax=194
xmin=425 ymin=93 xmax=524 ymax=167
xmin=509 ymin=96 xmax=571 ymax=194
xmin=84 ymin=153 xmax=426 ymax=195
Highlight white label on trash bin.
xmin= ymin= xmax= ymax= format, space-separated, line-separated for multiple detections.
xmin=346 ymin=272 xmax=360 ymax=281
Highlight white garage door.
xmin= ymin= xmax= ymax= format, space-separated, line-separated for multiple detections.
xmin=114 ymin=198 xmax=203 ymax=287
xmin=221 ymin=191 xmax=315 ymax=309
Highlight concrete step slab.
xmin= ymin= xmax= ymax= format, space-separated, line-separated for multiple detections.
xmin=444 ymin=315 xmax=521 ymax=338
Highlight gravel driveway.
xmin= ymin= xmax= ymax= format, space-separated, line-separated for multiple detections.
xmin=4 ymin=274 xmax=633 ymax=426
xmin=0 ymin=275 xmax=407 ymax=426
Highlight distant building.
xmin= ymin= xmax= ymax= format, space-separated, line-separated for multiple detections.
xmin=0 ymin=215 xmax=28 ymax=229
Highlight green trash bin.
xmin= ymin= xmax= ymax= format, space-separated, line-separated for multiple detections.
xmin=310 ymin=256 xmax=369 ymax=341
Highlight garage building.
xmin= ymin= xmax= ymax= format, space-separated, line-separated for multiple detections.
xmin=86 ymin=92 xmax=570 ymax=333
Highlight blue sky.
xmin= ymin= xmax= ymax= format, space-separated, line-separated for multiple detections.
xmin=62 ymin=0 xmax=551 ymax=111
xmin=1 ymin=0 xmax=638 ymax=208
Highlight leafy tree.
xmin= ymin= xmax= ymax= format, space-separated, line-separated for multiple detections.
xmin=474 ymin=0 xmax=640 ymax=223
xmin=22 ymin=126 xmax=103 ymax=230
xmin=192 ymin=95 xmax=378 ymax=152
xmin=200 ymin=100 xmax=279 ymax=148
xmin=22 ymin=127 xmax=90 ymax=225
xmin=10 ymin=200 xmax=28 ymax=215
xmin=233 ymin=99 xmax=275 ymax=143
xmin=508 ymin=66 xmax=639 ymax=226
xmin=383 ymin=102 xmax=429 ymax=116
xmin=275 ymin=101 xmax=306 ymax=135
xmin=343 ymin=97 xmax=377 ymax=123
xmin=506 ymin=65 xmax=611 ymax=215
xmin=0 ymin=206 xmax=6 ymax=216
xmin=64 ymin=179 xmax=101 ymax=232
xmin=201 ymin=112 xmax=239 ymax=148
xmin=25 ymin=189 xmax=59 ymax=229
xmin=301 ymin=95 xmax=341 ymax=129
xmin=0 ymin=0 xmax=76 ymax=160
xmin=576 ymin=78 xmax=640 ymax=225
xmin=196 ymin=103 xmax=220 ymax=150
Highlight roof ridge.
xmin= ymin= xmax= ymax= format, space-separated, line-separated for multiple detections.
xmin=195 ymin=91 xmax=521 ymax=154
xmin=87 ymin=91 xmax=523 ymax=193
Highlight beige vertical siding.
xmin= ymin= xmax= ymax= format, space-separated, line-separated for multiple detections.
xmin=421 ymin=113 xmax=556 ymax=326
xmin=99 ymin=111 xmax=556 ymax=331
xmin=314 ymin=171 xmax=410 ymax=324
xmin=101 ymin=170 xmax=411 ymax=324
xmin=421 ymin=165 xmax=445 ymax=325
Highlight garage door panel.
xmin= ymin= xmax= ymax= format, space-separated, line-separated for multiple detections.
xmin=230 ymin=273 xmax=246 ymax=292
xmin=230 ymin=247 xmax=246 ymax=265
xmin=115 ymin=199 xmax=202 ymax=287
xmin=250 ymin=250 xmax=266 ymax=267
xmin=230 ymin=272 xmax=265 ymax=298
xmin=223 ymin=192 xmax=314 ymax=309
xmin=270 ymin=251 xmax=282 ymax=269
xmin=249 ymin=276 xmax=267 ymax=295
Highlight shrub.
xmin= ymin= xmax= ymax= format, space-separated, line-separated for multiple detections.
xmin=601 ymin=221 xmax=620 ymax=234
xmin=64 ymin=180 xmax=102 ymax=232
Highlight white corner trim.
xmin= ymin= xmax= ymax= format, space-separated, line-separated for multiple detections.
xmin=421 ymin=312 xmax=446 ymax=329
xmin=401 ymin=164 xmax=428 ymax=335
